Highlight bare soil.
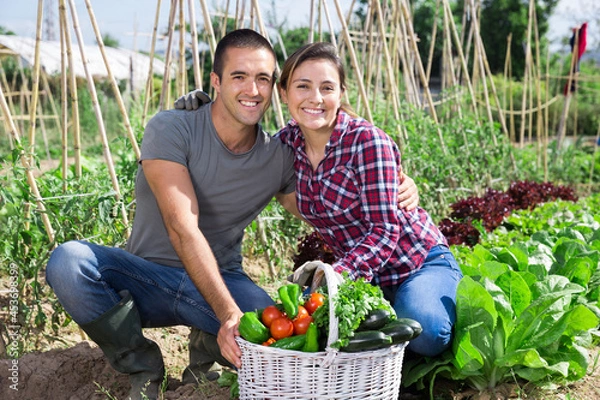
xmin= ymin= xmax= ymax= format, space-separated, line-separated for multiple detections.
xmin=1 ymin=258 xmax=599 ymax=400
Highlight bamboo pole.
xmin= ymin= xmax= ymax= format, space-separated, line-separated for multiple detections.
xmin=159 ymin=0 xmax=178 ymax=111
xmin=425 ymin=0 xmax=441 ymax=83
xmin=188 ymin=0 xmax=202 ymax=90
xmin=362 ymin=3 xmax=375 ymax=114
xmin=399 ymin=0 xmax=447 ymax=154
xmin=59 ymin=4 xmax=69 ymax=191
xmin=320 ymin=0 xmax=338 ymax=48
xmin=59 ymin=0 xmax=81 ymax=178
xmin=27 ymin=0 xmax=44 ymax=160
xmin=177 ymin=0 xmax=186 ymax=97
xmin=333 ymin=0 xmax=373 ymax=122
xmin=0 ymin=65 xmax=17 ymax=149
xmin=36 ymin=95 xmax=51 ymax=161
xmin=442 ymin=0 xmax=479 ymax=119
xmin=518 ymin=0 xmax=535 ymax=148
xmin=142 ymin=0 xmax=162 ymax=126
xmin=373 ymin=0 xmax=401 ymax=132
xmin=544 ymin=50 xmax=550 ymax=180
xmin=67 ymin=0 xmax=130 ymax=234
xmin=441 ymin=2 xmax=462 ymax=122
xmin=251 ymin=0 xmax=284 ymax=128
xmin=532 ymin=5 xmax=544 ymax=167
xmin=308 ymin=0 xmax=315 ymax=43
xmin=83 ymin=0 xmax=141 ymax=160
xmin=17 ymin=58 xmax=30 ymax=138
xmin=0 ymin=83 xmax=55 ymax=243
xmin=504 ymin=34 xmax=515 ymax=142
xmin=396 ymin=5 xmax=419 ymax=106
xmin=555 ymin=29 xmax=580 ymax=153
xmin=220 ymin=0 xmax=231 ymax=39
xmin=199 ymin=0 xmax=217 ymax=56
xmin=390 ymin=5 xmax=409 ymax=143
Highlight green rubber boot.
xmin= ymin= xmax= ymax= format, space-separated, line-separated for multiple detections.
xmin=80 ymin=291 xmax=165 ymax=400
xmin=182 ymin=328 xmax=234 ymax=384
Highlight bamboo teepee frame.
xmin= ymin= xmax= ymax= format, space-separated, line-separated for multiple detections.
xmin=0 ymin=0 xmax=593 ymax=249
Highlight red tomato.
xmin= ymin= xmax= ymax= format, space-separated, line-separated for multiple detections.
xmin=270 ymin=317 xmax=294 ymax=340
xmin=303 ymin=292 xmax=326 ymax=315
xmin=295 ymin=305 xmax=309 ymax=320
xmin=293 ymin=315 xmax=313 ymax=335
xmin=261 ymin=305 xmax=284 ymax=328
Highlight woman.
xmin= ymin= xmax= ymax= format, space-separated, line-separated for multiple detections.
xmin=275 ymin=42 xmax=463 ymax=357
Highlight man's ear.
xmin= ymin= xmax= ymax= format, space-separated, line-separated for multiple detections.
xmin=210 ymin=71 xmax=220 ymax=93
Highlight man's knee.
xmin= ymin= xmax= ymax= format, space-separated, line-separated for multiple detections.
xmin=46 ymin=240 xmax=90 ymax=290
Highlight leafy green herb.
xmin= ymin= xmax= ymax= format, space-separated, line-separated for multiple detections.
xmin=327 ymin=274 xmax=395 ymax=348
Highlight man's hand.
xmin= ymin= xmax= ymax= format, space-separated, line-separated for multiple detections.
xmin=217 ymin=311 xmax=244 ymax=369
xmin=173 ymin=89 xmax=212 ymax=110
xmin=398 ymin=172 xmax=419 ymax=211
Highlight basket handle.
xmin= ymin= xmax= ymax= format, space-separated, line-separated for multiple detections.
xmin=306 ymin=261 xmax=344 ymax=348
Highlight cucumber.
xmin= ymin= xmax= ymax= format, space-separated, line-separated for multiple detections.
xmin=341 ymin=330 xmax=393 ymax=352
xmin=357 ymin=308 xmax=392 ymax=331
xmin=380 ymin=318 xmax=422 ymax=343
xmin=270 ymin=334 xmax=306 ymax=350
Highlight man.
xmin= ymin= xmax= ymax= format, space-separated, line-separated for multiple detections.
xmin=46 ymin=29 xmax=418 ymax=400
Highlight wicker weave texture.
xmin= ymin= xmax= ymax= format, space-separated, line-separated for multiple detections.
xmin=237 ymin=338 xmax=405 ymax=399
xmin=236 ymin=262 xmax=406 ymax=399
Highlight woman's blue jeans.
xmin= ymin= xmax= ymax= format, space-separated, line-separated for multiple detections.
xmin=46 ymin=240 xmax=274 ymax=335
xmin=383 ymin=245 xmax=463 ymax=357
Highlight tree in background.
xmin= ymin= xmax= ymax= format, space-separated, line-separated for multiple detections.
xmin=463 ymin=0 xmax=559 ymax=77
xmin=100 ymin=33 xmax=120 ymax=48
xmin=0 ymin=26 xmax=16 ymax=35
xmin=353 ymin=0 xmax=559 ymax=80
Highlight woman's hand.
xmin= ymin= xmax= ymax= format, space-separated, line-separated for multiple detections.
xmin=398 ymin=172 xmax=419 ymax=211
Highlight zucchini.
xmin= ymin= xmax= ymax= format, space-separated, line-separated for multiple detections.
xmin=380 ymin=318 xmax=422 ymax=343
xmin=396 ymin=318 xmax=423 ymax=338
xmin=357 ymin=308 xmax=392 ymax=331
xmin=270 ymin=334 xmax=306 ymax=350
xmin=341 ymin=330 xmax=392 ymax=352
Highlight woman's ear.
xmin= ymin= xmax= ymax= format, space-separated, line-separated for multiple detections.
xmin=279 ymin=86 xmax=288 ymax=104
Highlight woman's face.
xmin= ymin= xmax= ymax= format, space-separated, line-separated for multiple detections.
xmin=281 ymin=58 xmax=343 ymax=136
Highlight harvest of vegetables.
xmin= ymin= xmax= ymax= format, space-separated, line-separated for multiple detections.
xmin=238 ymin=277 xmax=422 ymax=352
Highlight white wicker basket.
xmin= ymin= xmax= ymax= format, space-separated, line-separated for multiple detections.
xmin=236 ymin=262 xmax=406 ymax=399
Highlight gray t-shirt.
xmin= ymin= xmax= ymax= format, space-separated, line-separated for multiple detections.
xmin=125 ymin=103 xmax=296 ymax=268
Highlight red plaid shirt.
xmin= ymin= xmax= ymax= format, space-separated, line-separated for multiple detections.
xmin=276 ymin=110 xmax=447 ymax=287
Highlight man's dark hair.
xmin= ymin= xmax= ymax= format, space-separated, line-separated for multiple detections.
xmin=213 ymin=29 xmax=277 ymax=81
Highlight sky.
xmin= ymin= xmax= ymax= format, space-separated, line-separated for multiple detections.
xmin=0 ymin=0 xmax=595 ymax=54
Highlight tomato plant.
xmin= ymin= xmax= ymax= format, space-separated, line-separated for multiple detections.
xmin=270 ymin=317 xmax=294 ymax=340
xmin=304 ymin=292 xmax=325 ymax=315
xmin=261 ymin=305 xmax=284 ymax=328
xmin=293 ymin=315 xmax=313 ymax=335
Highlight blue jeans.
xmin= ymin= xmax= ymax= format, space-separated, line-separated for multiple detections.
xmin=383 ymin=245 xmax=463 ymax=357
xmin=46 ymin=241 xmax=274 ymax=335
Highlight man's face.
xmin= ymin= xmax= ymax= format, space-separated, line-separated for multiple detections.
xmin=211 ymin=47 xmax=276 ymax=128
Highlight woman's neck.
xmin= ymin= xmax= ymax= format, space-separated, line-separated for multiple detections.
xmin=303 ymin=130 xmax=330 ymax=171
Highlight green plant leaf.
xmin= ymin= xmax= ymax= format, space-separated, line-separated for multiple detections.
xmin=495 ymin=270 xmax=531 ymax=317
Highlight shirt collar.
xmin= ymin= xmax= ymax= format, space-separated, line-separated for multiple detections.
xmin=286 ymin=109 xmax=350 ymax=151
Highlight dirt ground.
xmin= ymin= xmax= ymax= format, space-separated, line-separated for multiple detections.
xmin=1 ymin=259 xmax=600 ymax=400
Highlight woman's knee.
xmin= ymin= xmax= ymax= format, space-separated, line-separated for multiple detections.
xmin=407 ymin=319 xmax=453 ymax=357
